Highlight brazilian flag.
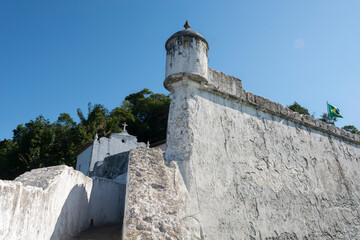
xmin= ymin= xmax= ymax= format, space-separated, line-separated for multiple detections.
xmin=328 ymin=103 xmax=343 ymax=118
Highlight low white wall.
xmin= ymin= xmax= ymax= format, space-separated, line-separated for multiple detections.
xmin=0 ymin=165 xmax=125 ymax=240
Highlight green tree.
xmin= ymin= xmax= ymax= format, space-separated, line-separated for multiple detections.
xmin=12 ymin=116 xmax=55 ymax=169
xmin=13 ymin=115 xmax=84 ymax=169
xmin=51 ymin=114 xmax=87 ymax=167
xmin=109 ymin=107 xmax=135 ymax=133
xmin=77 ymin=103 xmax=109 ymax=140
xmin=0 ymin=89 xmax=170 ymax=180
xmin=319 ymin=113 xmax=337 ymax=125
xmin=0 ymin=114 xmax=86 ymax=179
xmin=287 ymin=102 xmax=310 ymax=115
xmin=123 ymin=89 xmax=171 ymax=143
xmin=0 ymin=139 xmax=20 ymax=180
xmin=76 ymin=103 xmax=135 ymax=140
xmin=342 ymin=125 xmax=359 ymax=135
xmin=75 ymin=89 xmax=170 ymax=143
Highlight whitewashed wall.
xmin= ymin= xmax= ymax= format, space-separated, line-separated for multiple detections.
xmin=0 ymin=166 xmax=125 ymax=240
xmin=76 ymin=145 xmax=93 ymax=175
xmin=166 ymin=84 xmax=360 ymax=239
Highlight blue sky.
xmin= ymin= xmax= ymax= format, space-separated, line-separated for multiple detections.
xmin=1 ymin=1 xmax=359 ymax=140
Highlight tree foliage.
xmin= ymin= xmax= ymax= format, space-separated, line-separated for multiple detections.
xmin=0 ymin=89 xmax=170 ymax=180
xmin=0 ymin=115 xmax=87 ymax=179
xmin=319 ymin=113 xmax=337 ymax=125
xmin=342 ymin=125 xmax=359 ymax=135
xmin=123 ymin=89 xmax=171 ymax=143
xmin=287 ymin=102 xmax=310 ymax=115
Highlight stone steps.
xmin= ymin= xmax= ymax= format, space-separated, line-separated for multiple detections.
xmin=71 ymin=224 xmax=122 ymax=240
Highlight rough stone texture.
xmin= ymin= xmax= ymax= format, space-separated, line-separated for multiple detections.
xmin=166 ymin=85 xmax=360 ymax=239
xmin=123 ymin=148 xmax=183 ymax=239
xmin=0 ymin=165 xmax=125 ymax=240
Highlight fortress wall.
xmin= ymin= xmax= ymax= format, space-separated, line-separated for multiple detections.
xmin=0 ymin=165 xmax=125 ymax=240
xmin=166 ymin=78 xmax=360 ymax=239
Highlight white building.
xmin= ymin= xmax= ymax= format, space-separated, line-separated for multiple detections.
xmin=75 ymin=126 xmax=146 ymax=176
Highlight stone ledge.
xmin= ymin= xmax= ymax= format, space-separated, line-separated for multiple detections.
xmin=200 ymin=74 xmax=360 ymax=145
xmin=14 ymin=165 xmax=72 ymax=190
xmin=164 ymin=72 xmax=208 ymax=92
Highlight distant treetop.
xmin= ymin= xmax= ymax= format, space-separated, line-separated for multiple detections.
xmin=287 ymin=102 xmax=310 ymax=115
xmin=342 ymin=125 xmax=359 ymax=135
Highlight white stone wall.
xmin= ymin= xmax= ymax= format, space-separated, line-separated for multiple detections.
xmin=0 ymin=166 xmax=125 ymax=240
xmin=166 ymin=85 xmax=360 ymax=239
xmin=76 ymin=144 xmax=93 ymax=175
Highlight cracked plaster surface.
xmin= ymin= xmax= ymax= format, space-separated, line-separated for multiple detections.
xmin=166 ymin=85 xmax=360 ymax=239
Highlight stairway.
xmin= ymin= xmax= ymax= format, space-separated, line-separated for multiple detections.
xmin=71 ymin=224 xmax=122 ymax=240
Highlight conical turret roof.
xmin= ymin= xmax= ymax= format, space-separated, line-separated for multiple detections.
xmin=165 ymin=21 xmax=209 ymax=50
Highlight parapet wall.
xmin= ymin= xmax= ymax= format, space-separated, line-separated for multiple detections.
xmin=0 ymin=165 xmax=125 ymax=240
xmin=165 ymin=68 xmax=360 ymax=239
xmin=207 ymin=67 xmax=359 ymax=144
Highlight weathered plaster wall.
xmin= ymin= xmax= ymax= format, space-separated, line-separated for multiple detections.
xmin=0 ymin=166 xmax=125 ymax=240
xmin=166 ymin=80 xmax=360 ymax=239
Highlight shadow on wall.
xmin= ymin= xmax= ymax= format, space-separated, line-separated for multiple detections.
xmin=50 ymin=180 xmax=125 ymax=240
xmin=50 ymin=185 xmax=89 ymax=240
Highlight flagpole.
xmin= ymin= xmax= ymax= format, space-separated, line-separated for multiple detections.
xmin=326 ymin=101 xmax=329 ymax=116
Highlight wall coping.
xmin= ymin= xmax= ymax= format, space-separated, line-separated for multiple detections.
xmin=172 ymin=70 xmax=360 ymax=145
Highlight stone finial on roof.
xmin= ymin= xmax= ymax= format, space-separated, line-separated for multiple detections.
xmin=184 ymin=20 xmax=191 ymax=29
